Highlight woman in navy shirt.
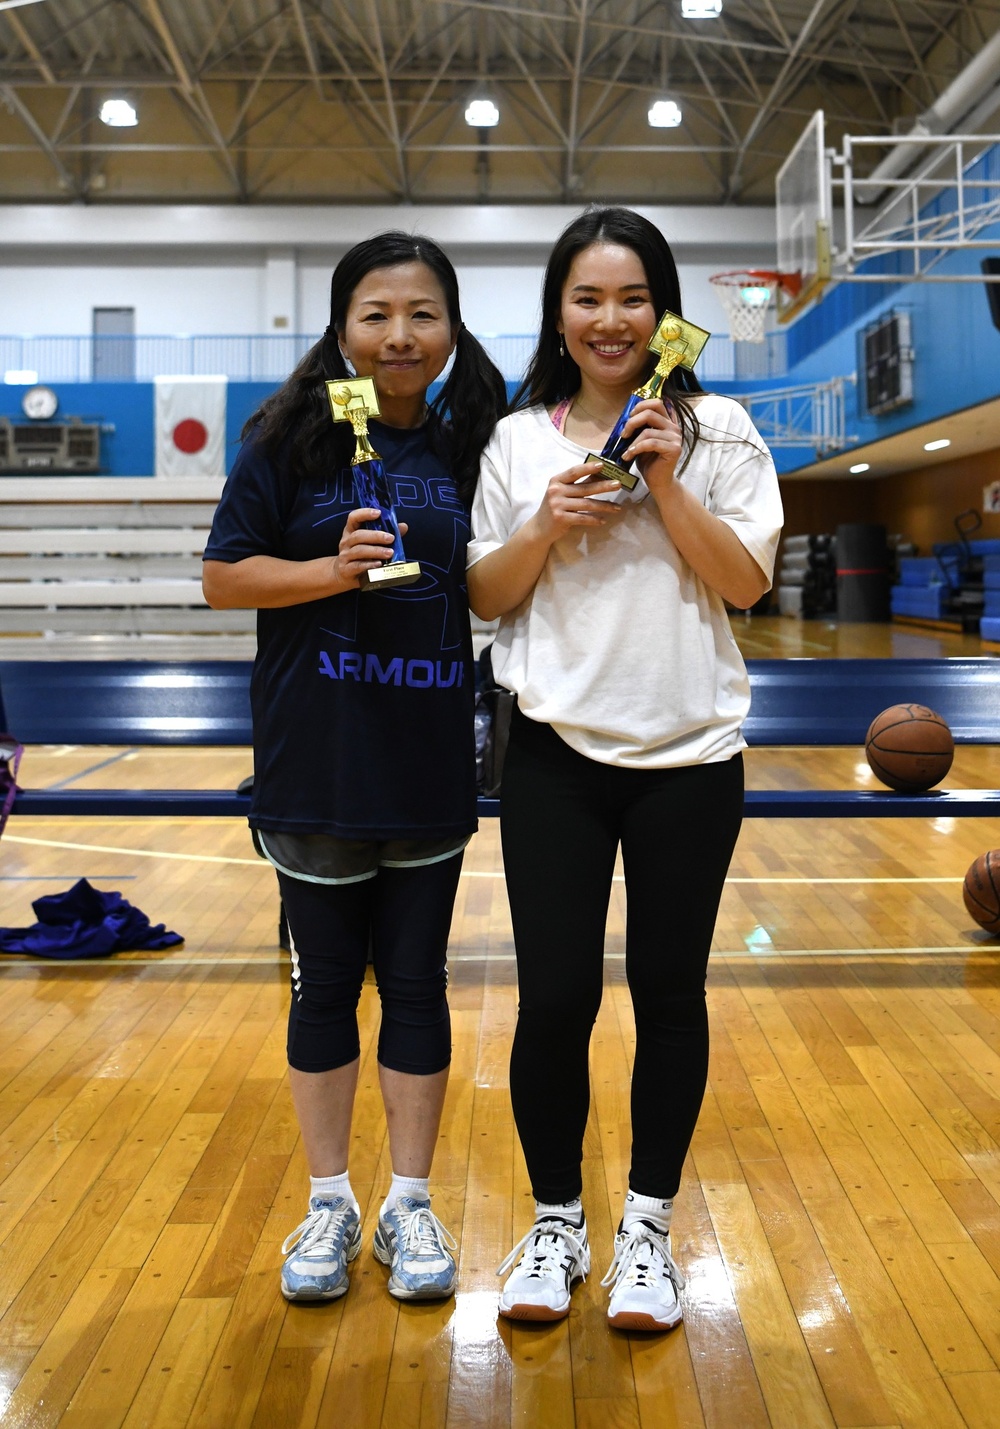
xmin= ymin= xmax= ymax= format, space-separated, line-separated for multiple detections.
xmin=204 ymin=232 xmax=505 ymax=1306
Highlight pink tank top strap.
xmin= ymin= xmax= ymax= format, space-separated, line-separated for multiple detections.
xmin=550 ymin=398 xmax=572 ymax=434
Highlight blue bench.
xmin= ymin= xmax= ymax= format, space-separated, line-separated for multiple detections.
xmin=3 ymin=657 xmax=999 ymax=820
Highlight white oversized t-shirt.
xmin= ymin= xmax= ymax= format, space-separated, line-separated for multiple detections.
xmin=468 ymin=395 xmax=783 ymax=768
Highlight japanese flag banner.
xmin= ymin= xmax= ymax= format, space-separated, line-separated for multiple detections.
xmin=154 ymin=375 xmax=228 ymax=477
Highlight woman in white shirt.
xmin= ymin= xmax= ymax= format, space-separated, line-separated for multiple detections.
xmin=468 ymin=206 xmax=782 ymax=1332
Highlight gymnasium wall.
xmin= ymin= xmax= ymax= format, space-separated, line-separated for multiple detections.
xmin=0 ymin=381 xmax=276 ymax=476
xmin=779 ymin=445 xmax=1000 ymax=556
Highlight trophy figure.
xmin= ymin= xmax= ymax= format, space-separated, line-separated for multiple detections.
xmin=586 ymin=310 xmax=711 ymax=491
xmin=326 ymin=377 xmax=421 ymax=591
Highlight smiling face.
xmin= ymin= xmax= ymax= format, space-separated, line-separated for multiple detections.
xmin=557 ymin=241 xmax=658 ymax=399
xmin=339 ymin=261 xmax=456 ymax=417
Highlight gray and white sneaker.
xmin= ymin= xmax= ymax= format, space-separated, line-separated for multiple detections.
xmin=496 ymin=1217 xmax=590 ymax=1322
xmin=280 ymin=1196 xmax=362 ymax=1301
xmin=373 ymin=1195 xmax=458 ymax=1300
xmin=602 ymin=1220 xmax=685 ymax=1332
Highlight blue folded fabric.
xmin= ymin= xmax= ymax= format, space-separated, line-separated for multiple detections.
xmin=0 ymin=878 xmax=183 ymax=959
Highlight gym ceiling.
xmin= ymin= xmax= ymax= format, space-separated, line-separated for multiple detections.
xmin=1 ymin=0 xmax=997 ymax=206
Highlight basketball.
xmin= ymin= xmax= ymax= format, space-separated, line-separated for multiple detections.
xmin=963 ymin=850 xmax=1000 ymax=934
xmin=864 ymin=704 xmax=954 ymax=791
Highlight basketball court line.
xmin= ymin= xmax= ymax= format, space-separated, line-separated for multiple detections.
xmin=43 ymin=749 xmax=139 ymax=790
xmin=0 ymin=945 xmax=985 ymax=971
xmin=0 ymin=836 xmax=967 ymax=883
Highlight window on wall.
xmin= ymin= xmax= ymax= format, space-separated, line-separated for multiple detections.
xmin=92 ymin=307 xmax=135 ymax=380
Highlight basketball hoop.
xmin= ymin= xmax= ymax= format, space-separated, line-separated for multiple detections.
xmin=709 ymin=269 xmax=803 ymax=344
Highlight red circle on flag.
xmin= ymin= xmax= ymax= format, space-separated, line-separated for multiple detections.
xmin=172 ymin=418 xmax=208 ymax=454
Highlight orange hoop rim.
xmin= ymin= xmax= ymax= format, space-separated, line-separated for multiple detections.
xmin=709 ymin=268 xmax=803 ymax=298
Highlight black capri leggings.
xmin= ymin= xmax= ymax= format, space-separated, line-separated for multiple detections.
xmin=501 ymin=706 xmax=743 ymax=1204
xmin=276 ymin=854 xmax=463 ymax=1076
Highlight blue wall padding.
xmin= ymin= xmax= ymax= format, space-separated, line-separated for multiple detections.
xmin=980 ymin=616 xmax=1000 ymax=640
xmin=0 ymin=381 xmax=155 ymax=476
xmin=0 ymin=377 xmax=522 ymax=476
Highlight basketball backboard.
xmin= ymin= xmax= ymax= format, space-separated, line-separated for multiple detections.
xmin=775 ymin=110 xmax=833 ymax=322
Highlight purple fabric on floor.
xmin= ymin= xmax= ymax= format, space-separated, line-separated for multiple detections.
xmin=0 ymin=878 xmax=183 ymax=959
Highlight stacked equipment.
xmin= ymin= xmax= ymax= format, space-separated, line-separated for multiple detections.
xmin=978 ymin=548 xmax=1000 ymax=642
xmin=892 ymin=528 xmax=999 ymax=634
xmin=776 ymin=533 xmax=836 ymax=618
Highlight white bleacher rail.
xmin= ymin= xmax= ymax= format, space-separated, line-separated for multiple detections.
xmin=1 ymin=330 xmax=788 ymax=386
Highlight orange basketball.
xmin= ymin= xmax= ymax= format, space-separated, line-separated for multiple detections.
xmin=963 ymin=850 xmax=1000 ymax=934
xmin=864 ymin=704 xmax=954 ymax=792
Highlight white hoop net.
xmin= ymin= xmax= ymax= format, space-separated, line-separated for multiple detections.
xmin=709 ymin=272 xmax=779 ymax=344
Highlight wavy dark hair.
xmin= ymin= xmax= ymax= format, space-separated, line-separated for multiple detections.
xmin=512 ymin=205 xmax=704 ymax=458
xmin=243 ymin=231 xmax=507 ymax=506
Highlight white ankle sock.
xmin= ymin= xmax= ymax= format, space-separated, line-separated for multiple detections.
xmin=310 ymin=1171 xmax=357 ymax=1212
xmin=535 ymin=1197 xmax=584 ymax=1227
xmin=622 ymin=1189 xmax=673 ymax=1234
xmin=382 ymin=1173 xmax=430 ymax=1214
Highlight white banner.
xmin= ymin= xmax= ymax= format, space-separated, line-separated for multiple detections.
xmin=154 ymin=375 xmax=228 ymax=477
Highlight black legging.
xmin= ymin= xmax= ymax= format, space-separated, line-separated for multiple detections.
xmin=500 ymin=705 xmax=743 ymax=1203
xmin=277 ymin=854 xmax=463 ymax=1076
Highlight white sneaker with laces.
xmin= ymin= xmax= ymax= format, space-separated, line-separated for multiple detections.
xmin=496 ymin=1217 xmax=590 ymax=1321
xmin=602 ymin=1220 xmax=685 ymax=1331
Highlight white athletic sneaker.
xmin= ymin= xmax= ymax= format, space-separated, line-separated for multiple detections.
xmin=602 ymin=1220 xmax=685 ymax=1332
xmin=496 ymin=1217 xmax=590 ymax=1322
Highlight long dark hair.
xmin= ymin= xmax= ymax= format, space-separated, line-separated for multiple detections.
xmin=512 ymin=206 xmax=704 ymax=457
xmin=244 ymin=231 xmax=507 ymax=506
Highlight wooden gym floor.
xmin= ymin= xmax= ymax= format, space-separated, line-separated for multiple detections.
xmin=1 ymin=619 xmax=999 ymax=1427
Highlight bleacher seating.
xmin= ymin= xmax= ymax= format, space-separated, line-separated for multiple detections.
xmin=0 ymin=476 xmax=253 ymax=651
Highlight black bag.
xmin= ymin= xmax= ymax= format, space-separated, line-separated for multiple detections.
xmin=475 ymin=644 xmax=515 ymax=799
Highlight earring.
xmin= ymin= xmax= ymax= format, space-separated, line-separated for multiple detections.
xmin=559 ymin=336 xmax=565 ymax=359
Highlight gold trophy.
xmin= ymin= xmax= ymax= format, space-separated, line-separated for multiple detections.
xmin=586 ymin=310 xmax=711 ymax=490
xmin=327 ymin=377 xmax=421 ymax=590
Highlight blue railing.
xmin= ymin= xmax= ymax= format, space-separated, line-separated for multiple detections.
xmin=1 ymin=329 xmax=789 ymax=386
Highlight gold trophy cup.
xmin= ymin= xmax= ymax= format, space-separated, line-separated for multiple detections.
xmin=327 ymin=377 xmax=421 ymax=590
xmin=586 ymin=310 xmax=711 ymax=490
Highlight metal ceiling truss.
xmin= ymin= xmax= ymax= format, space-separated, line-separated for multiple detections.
xmin=1 ymin=0 xmax=997 ymax=203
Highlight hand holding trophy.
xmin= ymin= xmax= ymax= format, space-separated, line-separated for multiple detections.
xmin=327 ymin=377 xmax=422 ymax=591
xmin=586 ymin=310 xmax=710 ymax=491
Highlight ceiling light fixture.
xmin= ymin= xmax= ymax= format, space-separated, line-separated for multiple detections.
xmin=924 ymin=438 xmax=951 ymax=451
xmin=100 ymin=98 xmax=138 ymax=128
xmin=681 ymin=1 xmax=723 ymax=17
xmin=849 ymin=462 xmax=870 ymax=473
xmin=465 ymin=98 xmax=499 ymax=128
xmin=648 ymin=99 xmax=683 ymax=128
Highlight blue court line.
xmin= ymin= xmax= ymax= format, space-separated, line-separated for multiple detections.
xmin=44 ymin=749 xmax=140 ymax=791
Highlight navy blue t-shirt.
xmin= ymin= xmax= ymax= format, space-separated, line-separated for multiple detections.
xmin=204 ymin=421 xmax=477 ymax=840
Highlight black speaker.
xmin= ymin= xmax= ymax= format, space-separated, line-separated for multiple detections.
xmin=982 ymin=258 xmax=1000 ymax=330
